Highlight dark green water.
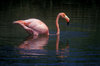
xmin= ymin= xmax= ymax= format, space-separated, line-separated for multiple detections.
xmin=0 ymin=0 xmax=100 ymax=66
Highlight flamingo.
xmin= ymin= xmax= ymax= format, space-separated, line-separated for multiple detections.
xmin=13 ymin=12 xmax=70 ymax=36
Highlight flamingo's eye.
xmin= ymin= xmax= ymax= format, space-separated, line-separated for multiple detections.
xmin=62 ymin=13 xmax=66 ymax=17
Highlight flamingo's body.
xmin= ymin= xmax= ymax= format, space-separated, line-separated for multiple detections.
xmin=15 ymin=19 xmax=49 ymax=36
xmin=14 ymin=12 xmax=70 ymax=36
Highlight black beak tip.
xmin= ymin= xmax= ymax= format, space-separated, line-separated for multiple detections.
xmin=67 ymin=22 xmax=69 ymax=26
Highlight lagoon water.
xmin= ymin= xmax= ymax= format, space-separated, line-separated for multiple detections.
xmin=0 ymin=0 xmax=100 ymax=66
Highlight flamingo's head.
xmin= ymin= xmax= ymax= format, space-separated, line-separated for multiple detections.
xmin=60 ymin=13 xmax=70 ymax=23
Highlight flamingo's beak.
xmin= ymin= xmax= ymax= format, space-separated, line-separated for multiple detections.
xmin=64 ymin=15 xmax=70 ymax=22
xmin=64 ymin=15 xmax=70 ymax=25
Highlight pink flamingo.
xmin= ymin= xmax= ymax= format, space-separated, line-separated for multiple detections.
xmin=13 ymin=12 xmax=70 ymax=36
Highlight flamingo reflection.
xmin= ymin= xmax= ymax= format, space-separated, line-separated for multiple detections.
xmin=18 ymin=35 xmax=49 ymax=56
xmin=18 ymin=34 xmax=69 ymax=57
xmin=56 ymin=35 xmax=69 ymax=58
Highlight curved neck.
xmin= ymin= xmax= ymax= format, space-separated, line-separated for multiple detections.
xmin=56 ymin=14 xmax=60 ymax=35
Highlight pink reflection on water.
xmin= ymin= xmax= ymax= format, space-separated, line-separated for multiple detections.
xmin=19 ymin=35 xmax=49 ymax=50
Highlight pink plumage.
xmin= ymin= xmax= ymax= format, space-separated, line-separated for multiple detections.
xmin=13 ymin=12 xmax=70 ymax=36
